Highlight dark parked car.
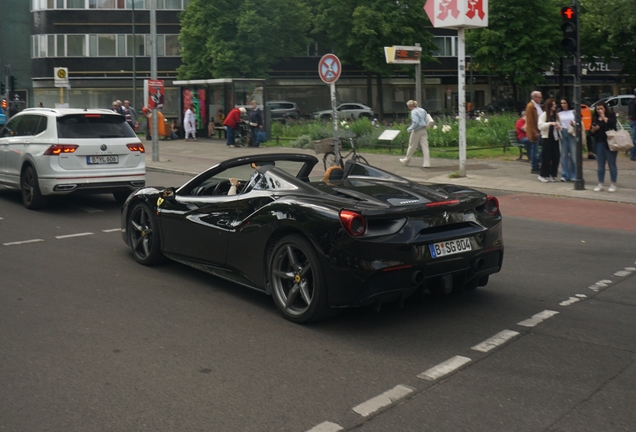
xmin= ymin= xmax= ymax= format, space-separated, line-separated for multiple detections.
xmin=121 ymin=154 xmax=504 ymax=323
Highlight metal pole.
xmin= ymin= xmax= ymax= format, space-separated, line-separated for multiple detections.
xmin=458 ymin=28 xmax=467 ymax=177
xmin=330 ymin=82 xmax=340 ymax=166
xmin=5 ymin=65 xmax=11 ymax=121
xmin=150 ymin=1 xmax=159 ymax=162
xmin=132 ymin=0 xmax=136 ymax=110
xmin=415 ymin=42 xmax=421 ymax=106
xmin=573 ymin=0 xmax=584 ymax=190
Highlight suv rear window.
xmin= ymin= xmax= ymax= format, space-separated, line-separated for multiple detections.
xmin=57 ymin=114 xmax=137 ymax=139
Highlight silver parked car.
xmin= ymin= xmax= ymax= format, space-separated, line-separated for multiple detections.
xmin=267 ymin=101 xmax=301 ymax=120
xmin=313 ymin=103 xmax=374 ymax=120
xmin=590 ymin=95 xmax=635 ymax=119
xmin=0 ymin=108 xmax=146 ymax=209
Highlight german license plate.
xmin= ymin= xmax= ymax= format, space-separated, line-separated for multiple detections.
xmin=87 ymin=155 xmax=118 ymax=164
xmin=429 ymin=237 xmax=472 ymax=258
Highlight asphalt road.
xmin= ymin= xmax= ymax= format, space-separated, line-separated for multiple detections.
xmin=1 ymin=173 xmax=635 ymax=432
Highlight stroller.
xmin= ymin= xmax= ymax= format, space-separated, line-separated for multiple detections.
xmin=234 ymin=122 xmax=251 ymax=147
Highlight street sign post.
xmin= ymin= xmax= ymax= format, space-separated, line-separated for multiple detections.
xmin=319 ymin=54 xmax=342 ymax=166
xmin=54 ymin=67 xmax=69 ymax=106
xmin=425 ymin=0 xmax=488 ymax=177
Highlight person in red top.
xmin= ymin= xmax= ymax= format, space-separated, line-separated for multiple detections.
xmin=515 ymin=111 xmax=532 ymax=162
xmin=223 ymin=107 xmax=246 ymax=147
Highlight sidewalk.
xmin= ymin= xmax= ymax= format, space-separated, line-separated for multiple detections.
xmin=144 ymin=136 xmax=636 ymax=205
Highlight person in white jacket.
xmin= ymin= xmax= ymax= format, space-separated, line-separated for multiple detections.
xmin=184 ymin=106 xmax=197 ymax=141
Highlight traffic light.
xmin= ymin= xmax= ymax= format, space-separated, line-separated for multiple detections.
xmin=1 ymin=99 xmax=7 ymax=110
xmin=560 ymin=5 xmax=577 ymax=54
xmin=9 ymin=75 xmax=16 ymax=91
xmin=1 ymin=82 xmax=5 ymax=94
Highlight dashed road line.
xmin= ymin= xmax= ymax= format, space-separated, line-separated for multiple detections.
xmin=352 ymin=384 xmax=414 ymax=417
xmin=3 ymin=239 xmax=44 ymax=246
xmin=55 ymin=232 xmax=94 ymax=239
xmin=614 ymin=270 xmax=632 ymax=277
xmin=471 ymin=330 xmax=520 ymax=353
xmin=517 ymin=310 xmax=559 ymax=327
xmin=305 ymin=421 xmax=343 ymax=432
xmin=417 ymin=356 xmax=472 ymax=381
xmin=559 ymin=297 xmax=581 ymax=306
xmin=102 ymin=228 xmax=121 ymax=233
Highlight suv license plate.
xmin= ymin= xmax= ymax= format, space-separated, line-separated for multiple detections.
xmin=87 ymin=155 xmax=119 ymax=164
xmin=429 ymin=237 xmax=472 ymax=258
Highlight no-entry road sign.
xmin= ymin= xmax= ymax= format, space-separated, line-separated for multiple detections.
xmin=318 ymin=54 xmax=341 ymax=84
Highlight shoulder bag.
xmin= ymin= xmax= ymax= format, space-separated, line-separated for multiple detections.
xmin=606 ymin=120 xmax=634 ymax=152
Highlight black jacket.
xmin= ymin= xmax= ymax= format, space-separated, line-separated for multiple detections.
xmin=628 ymin=97 xmax=636 ymax=121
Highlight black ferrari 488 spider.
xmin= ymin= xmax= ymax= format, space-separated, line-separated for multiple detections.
xmin=121 ymin=154 xmax=503 ymax=323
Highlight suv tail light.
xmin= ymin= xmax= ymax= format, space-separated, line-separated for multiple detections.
xmin=339 ymin=210 xmax=367 ymax=237
xmin=485 ymin=196 xmax=500 ymax=216
xmin=127 ymin=143 xmax=145 ymax=153
xmin=44 ymin=144 xmax=78 ymax=155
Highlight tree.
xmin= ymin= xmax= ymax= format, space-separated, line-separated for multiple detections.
xmin=466 ymin=0 xmax=563 ymax=105
xmin=313 ymin=0 xmax=437 ymax=118
xmin=579 ymin=0 xmax=636 ymax=84
xmin=178 ymin=0 xmax=312 ymax=79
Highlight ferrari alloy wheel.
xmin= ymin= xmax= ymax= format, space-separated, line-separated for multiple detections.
xmin=269 ymin=234 xmax=329 ymax=323
xmin=21 ymin=165 xmax=48 ymax=210
xmin=128 ymin=202 xmax=164 ymax=265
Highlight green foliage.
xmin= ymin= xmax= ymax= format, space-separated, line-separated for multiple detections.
xmin=290 ymin=134 xmax=313 ymax=149
xmin=178 ymin=0 xmax=311 ymax=79
xmin=466 ymin=0 xmax=563 ymax=93
xmin=580 ymin=0 xmax=636 ymax=83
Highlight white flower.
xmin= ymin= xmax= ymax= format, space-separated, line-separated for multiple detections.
xmin=433 ymin=125 xmax=438 ymax=130
xmin=475 ymin=116 xmax=482 ymax=122
xmin=345 ymin=125 xmax=350 ymax=129
xmin=340 ymin=120 xmax=347 ymax=126
xmin=484 ymin=118 xmax=489 ymax=123
xmin=455 ymin=116 xmax=460 ymax=120
xmin=442 ymin=125 xmax=452 ymax=133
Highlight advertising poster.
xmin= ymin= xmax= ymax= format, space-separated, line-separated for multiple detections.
xmin=183 ymin=88 xmax=207 ymax=129
xmin=148 ymin=79 xmax=164 ymax=109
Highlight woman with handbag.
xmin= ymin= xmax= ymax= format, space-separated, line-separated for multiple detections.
xmin=248 ymin=100 xmax=264 ymax=147
xmin=537 ymin=98 xmax=562 ymax=183
xmin=590 ymin=101 xmax=618 ymax=192
xmin=558 ymin=98 xmax=576 ymax=181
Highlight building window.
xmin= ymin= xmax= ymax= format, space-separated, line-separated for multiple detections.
xmin=57 ymin=34 xmax=66 ymax=56
xmin=433 ymin=37 xmax=457 ymax=57
xmin=48 ymin=35 xmax=56 ymax=56
xmin=165 ymin=34 xmax=179 ymax=56
xmin=67 ymin=34 xmax=86 ymax=56
xmin=67 ymin=0 xmax=86 ymax=8
xmin=99 ymin=34 xmax=117 ymax=56
xmin=127 ymin=34 xmax=145 ymax=56
xmin=89 ymin=0 xmax=116 ymax=8
xmin=117 ymin=35 xmax=126 ymax=56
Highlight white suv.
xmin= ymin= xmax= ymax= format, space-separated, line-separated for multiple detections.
xmin=0 ymin=108 xmax=146 ymax=209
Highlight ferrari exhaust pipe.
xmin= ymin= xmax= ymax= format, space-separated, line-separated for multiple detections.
xmin=411 ymin=271 xmax=424 ymax=285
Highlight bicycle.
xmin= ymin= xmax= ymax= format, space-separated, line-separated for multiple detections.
xmin=323 ymin=135 xmax=369 ymax=170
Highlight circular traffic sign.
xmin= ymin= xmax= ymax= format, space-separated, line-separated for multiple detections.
xmin=57 ymin=69 xmax=66 ymax=79
xmin=318 ymin=54 xmax=341 ymax=84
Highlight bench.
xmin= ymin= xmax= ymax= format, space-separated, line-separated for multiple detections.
xmin=507 ymin=130 xmax=529 ymax=161
xmin=214 ymin=126 xmax=226 ymax=139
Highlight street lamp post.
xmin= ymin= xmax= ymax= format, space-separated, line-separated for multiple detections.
xmin=132 ymin=0 xmax=136 ymax=110
xmin=150 ymin=1 xmax=158 ymax=162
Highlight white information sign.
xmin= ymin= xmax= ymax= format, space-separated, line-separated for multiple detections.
xmin=378 ymin=130 xmax=401 ymax=141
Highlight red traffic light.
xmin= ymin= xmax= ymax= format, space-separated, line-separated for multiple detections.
xmin=1 ymin=99 xmax=7 ymax=109
xmin=561 ymin=6 xmax=575 ymax=20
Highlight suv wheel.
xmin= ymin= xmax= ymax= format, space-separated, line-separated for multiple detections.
xmin=21 ymin=165 xmax=49 ymax=210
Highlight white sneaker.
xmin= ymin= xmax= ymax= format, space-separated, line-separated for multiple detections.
xmin=399 ymin=158 xmax=408 ymax=166
xmin=538 ymin=176 xmax=549 ymax=183
xmin=593 ymin=184 xmax=603 ymax=192
xmin=549 ymin=176 xmax=556 ymax=182
xmin=608 ymin=184 xmax=617 ymax=192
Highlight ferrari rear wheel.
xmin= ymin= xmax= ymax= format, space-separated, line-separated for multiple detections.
xmin=269 ymin=234 xmax=330 ymax=323
xmin=128 ymin=202 xmax=165 ymax=265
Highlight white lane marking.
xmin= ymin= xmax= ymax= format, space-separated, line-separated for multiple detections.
xmin=66 ymin=203 xmax=104 ymax=213
xmin=102 ymin=228 xmax=121 ymax=233
xmin=55 ymin=232 xmax=94 ymax=239
xmin=575 ymin=294 xmax=587 ymax=298
xmin=559 ymin=297 xmax=581 ymax=306
xmin=3 ymin=239 xmax=44 ymax=246
xmin=417 ymin=356 xmax=472 ymax=381
xmin=517 ymin=310 xmax=559 ymax=327
xmin=471 ymin=330 xmax=520 ymax=353
xmin=614 ymin=270 xmax=631 ymax=277
xmin=600 ymin=279 xmax=612 ymax=284
xmin=305 ymin=421 xmax=343 ymax=432
xmin=625 ymin=267 xmax=636 ymax=271
xmin=0 ymin=216 xmax=3 ymax=220
xmin=352 ymin=385 xmax=414 ymax=417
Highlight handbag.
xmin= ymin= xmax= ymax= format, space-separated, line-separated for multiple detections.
xmin=249 ymin=121 xmax=258 ymax=127
xmin=606 ymin=120 xmax=634 ymax=152
xmin=425 ymin=113 xmax=434 ymax=128
xmin=257 ymin=130 xmax=267 ymax=144
xmin=567 ymin=122 xmax=576 ymax=137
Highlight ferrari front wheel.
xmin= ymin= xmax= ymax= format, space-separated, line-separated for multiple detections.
xmin=269 ymin=234 xmax=330 ymax=323
xmin=128 ymin=202 xmax=165 ymax=265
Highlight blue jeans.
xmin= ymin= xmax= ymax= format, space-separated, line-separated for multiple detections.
xmin=519 ymin=137 xmax=531 ymax=161
xmin=630 ymin=121 xmax=636 ymax=159
xmin=528 ymin=140 xmax=540 ymax=170
xmin=560 ymin=130 xmax=576 ymax=180
xmin=226 ymin=126 xmax=235 ymax=145
xmin=250 ymin=127 xmax=260 ymax=147
xmin=595 ymin=142 xmax=618 ymax=183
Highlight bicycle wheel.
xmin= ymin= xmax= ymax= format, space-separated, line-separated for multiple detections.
xmin=353 ymin=154 xmax=369 ymax=165
xmin=323 ymin=152 xmax=342 ymax=170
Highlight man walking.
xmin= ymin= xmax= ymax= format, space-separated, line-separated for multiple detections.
xmin=525 ymin=91 xmax=543 ymax=174
xmin=123 ymin=100 xmax=138 ymax=131
xmin=628 ymin=88 xmax=636 ymax=161
xmin=400 ymin=100 xmax=431 ymax=167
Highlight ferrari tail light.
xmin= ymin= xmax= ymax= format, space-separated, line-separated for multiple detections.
xmin=340 ymin=210 xmax=367 ymax=237
xmin=426 ymin=199 xmax=460 ymax=208
xmin=485 ymin=196 xmax=500 ymax=216
xmin=44 ymin=144 xmax=78 ymax=155
xmin=127 ymin=143 xmax=145 ymax=153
